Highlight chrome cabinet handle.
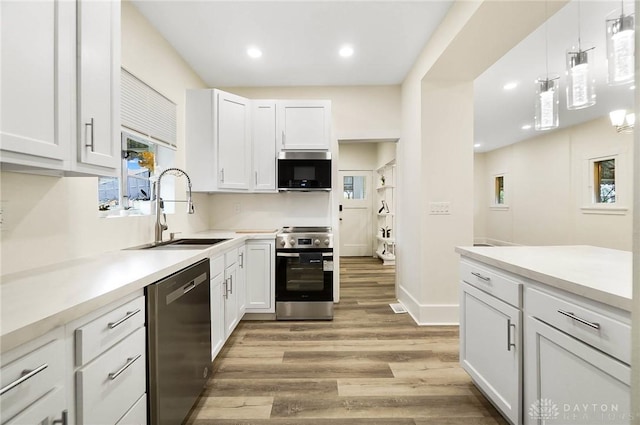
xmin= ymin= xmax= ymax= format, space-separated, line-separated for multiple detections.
xmin=0 ymin=363 xmax=48 ymax=395
xmin=108 ymin=354 xmax=142 ymax=380
xmin=255 ymin=171 xmax=258 ymax=185
xmin=53 ymin=410 xmax=68 ymax=425
xmin=108 ymin=309 xmax=141 ymax=329
xmin=471 ymin=271 xmax=491 ymax=282
xmin=229 ymin=275 xmax=233 ymax=294
xmin=220 ymin=168 xmax=225 ymax=183
xmin=85 ymin=118 xmax=94 ymax=150
xmin=557 ymin=309 xmax=600 ymax=330
xmin=239 ymin=252 xmax=244 ymax=268
xmin=223 ymin=278 xmax=228 ymax=299
xmin=507 ymin=319 xmax=516 ymax=351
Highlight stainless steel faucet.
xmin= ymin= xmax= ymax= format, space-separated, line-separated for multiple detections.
xmin=154 ymin=168 xmax=195 ymax=244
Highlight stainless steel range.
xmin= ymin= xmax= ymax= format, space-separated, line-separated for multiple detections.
xmin=275 ymin=226 xmax=334 ymax=320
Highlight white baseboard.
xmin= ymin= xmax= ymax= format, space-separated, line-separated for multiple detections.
xmin=397 ymin=285 xmax=459 ymax=325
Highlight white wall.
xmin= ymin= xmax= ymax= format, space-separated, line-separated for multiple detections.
xmin=396 ymin=0 xmax=565 ymax=325
xmin=0 ymin=1 xmax=210 ymax=275
xmin=339 ymin=143 xmax=378 ymax=171
xmin=477 ymin=116 xmax=633 ymax=251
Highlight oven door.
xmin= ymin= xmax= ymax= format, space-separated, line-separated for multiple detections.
xmin=275 ymin=251 xmax=333 ymax=301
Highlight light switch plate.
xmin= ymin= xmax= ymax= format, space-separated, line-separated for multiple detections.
xmin=429 ymin=201 xmax=451 ymax=215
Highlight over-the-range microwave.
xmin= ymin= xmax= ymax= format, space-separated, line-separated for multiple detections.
xmin=277 ymin=151 xmax=331 ymax=191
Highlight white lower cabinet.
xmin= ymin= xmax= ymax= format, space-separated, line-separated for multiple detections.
xmin=459 ymin=256 xmax=632 ymax=425
xmin=460 ymin=281 xmax=521 ymax=424
xmin=245 ymin=240 xmax=275 ymax=313
xmin=115 ymin=394 xmax=147 ymax=425
xmin=524 ymin=285 xmax=631 ymax=425
xmin=224 ymin=260 xmax=240 ymax=337
xmin=210 ymin=269 xmax=226 ymax=360
xmin=68 ymin=292 xmax=146 ymax=425
xmin=0 ymin=327 xmax=67 ymax=425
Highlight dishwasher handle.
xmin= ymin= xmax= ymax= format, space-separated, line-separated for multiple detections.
xmin=165 ymin=272 xmax=207 ymax=304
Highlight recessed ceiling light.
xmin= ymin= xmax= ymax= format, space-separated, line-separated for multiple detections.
xmin=247 ymin=47 xmax=262 ymax=59
xmin=339 ymin=45 xmax=354 ymax=58
xmin=521 ymin=124 xmax=532 ymax=130
xmin=503 ymin=82 xmax=518 ymax=90
xmin=474 ymin=143 xmax=482 ymax=148
xmin=630 ymin=85 xmax=636 ymax=90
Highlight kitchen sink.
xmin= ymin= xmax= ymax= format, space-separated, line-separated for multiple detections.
xmin=128 ymin=238 xmax=230 ymax=250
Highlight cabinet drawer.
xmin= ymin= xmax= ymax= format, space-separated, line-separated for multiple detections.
xmin=225 ymin=248 xmax=238 ymax=266
xmin=4 ymin=386 xmax=66 ymax=425
xmin=459 ymin=259 xmax=522 ymax=307
xmin=75 ymin=296 xmax=145 ymax=366
xmin=526 ymin=286 xmax=631 ymax=364
xmin=0 ymin=338 xmax=64 ymax=421
xmin=76 ymin=327 xmax=146 ymax=425
xmin=116 ymin=394 xmax=147 ymax=425
xmin=210 ymin=254 xmax=224 ymax=278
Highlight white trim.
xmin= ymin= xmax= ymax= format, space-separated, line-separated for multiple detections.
xmin=580 ymin=205 xmax=629 ymax=215
xmin=489 ymin=205 xmax=510 ymax=211
xmin=397 ymin=284 xmax=459 ymax=325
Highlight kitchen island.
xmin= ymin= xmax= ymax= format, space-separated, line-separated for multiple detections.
xmin=456 ymin=245 xmax=632 ymax=425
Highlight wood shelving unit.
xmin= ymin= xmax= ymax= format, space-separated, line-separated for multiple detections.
xmin=375 ymin=160 xmax=396 ymax=265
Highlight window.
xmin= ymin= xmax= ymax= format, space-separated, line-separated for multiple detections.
xmin=494 ymin=175 xmax=505 ymax=205
xmin=343 ymin=175 xmax=366 ymax=200
xmin=594 ymin=158 xmax=616 ymax=203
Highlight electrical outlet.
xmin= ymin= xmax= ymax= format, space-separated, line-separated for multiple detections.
xmin=429 ymin=201 xmax=451 ymax=215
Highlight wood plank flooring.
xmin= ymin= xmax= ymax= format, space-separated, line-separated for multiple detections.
xmin=185 ymin=257 xmax=508 ymax=425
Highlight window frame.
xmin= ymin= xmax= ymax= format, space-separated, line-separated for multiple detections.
xmin=581 ymin=153 xmax=628 ymax=215
xmin=490 ymin=173 xmax=509 ymax=210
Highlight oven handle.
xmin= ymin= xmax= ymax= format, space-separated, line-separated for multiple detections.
xmin=276 ymin=252 xmax=333 ymax=258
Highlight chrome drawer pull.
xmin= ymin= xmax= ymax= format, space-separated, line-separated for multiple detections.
xmin=108 ymin=354 xmax=142 ymax=380
xmin=471 ymin=271 xmax=491 ymax=282
xmin=507 ymin=319 xmax=516 ymax=351
xmin=0 ymin=363 xmax=48 ymax=395
xmin=557 ymin=309 xmax=600 ymax=330
xmin=108 ymin=309 xmax=141 ymax=329
xmin=53 ymin=410 xmax=68 ymax=425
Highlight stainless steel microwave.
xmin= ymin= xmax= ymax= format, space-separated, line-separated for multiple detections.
xmin=277 ymin=151 xmax=331 ymax=191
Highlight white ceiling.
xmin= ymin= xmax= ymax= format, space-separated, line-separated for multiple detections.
xmin=132 ymin=0 xmax=635 ymax=152
xmin=131 ymin=0 xmax=453 ymax=87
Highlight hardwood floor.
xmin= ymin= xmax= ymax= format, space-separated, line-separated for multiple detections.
xmin=185 ymin=257 xmax=508 ymax=425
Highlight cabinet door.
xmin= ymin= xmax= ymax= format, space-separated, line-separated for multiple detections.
xmin=524 ymin=316 xmax=631 ymax=425
xmin=277 ymin=100 xmax=331 ymax=150
xmin=252 ymin=100 xmax=277 ymax=191
xmin=210 ymin=273 xmax=226 ymax=361
xmin=224 ymin=262 xmax=239 ymax=338
xmin=237 ymin=245 xmax=247 ymax=315
xmin=0 ymin=0 xmax=73 ymax=169
xmin=245 ymin=242 xmax=274 ymax=312
xmin=460 ymin=282 xmax=521 ymax=424
xmin=4 ymin=387 xmax=66 ymax=425
xmin=76 ymin=0 xmax=120 ymax=173
xmin=217 ymin=91 xmax=250 ymax=189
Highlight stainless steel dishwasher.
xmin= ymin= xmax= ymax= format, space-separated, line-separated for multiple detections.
xmin=146 ymin=258 xmax=211 ymax=425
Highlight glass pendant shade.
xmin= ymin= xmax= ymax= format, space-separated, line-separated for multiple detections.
xmin=566 ymin=48 xmax=596 ymax=109
xmin=606 ymin=12 xmax=635 ymax=85
xmin=535 ymin=76 xmax=559 ymax=131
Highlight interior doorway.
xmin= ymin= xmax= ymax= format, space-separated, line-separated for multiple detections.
xmin=339 ymin=171 xmax=373 ymax=256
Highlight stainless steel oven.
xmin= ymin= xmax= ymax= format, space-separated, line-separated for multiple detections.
xmin=275 ymin=227 xmax=334 ymax=320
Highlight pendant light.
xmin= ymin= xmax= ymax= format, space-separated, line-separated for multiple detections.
xmin=535 ymin=3 xmax=559 ymax=131
xmin=606 ymin=0 xmax=635 ymax=85
xmin=566 ymin=1 xmax=595 ymax=110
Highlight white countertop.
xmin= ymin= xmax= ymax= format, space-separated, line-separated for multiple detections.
xmin=0 ymin=230 xmax=277 ymax=353
xmin=455 ymin=245 xmax=632 ymax=312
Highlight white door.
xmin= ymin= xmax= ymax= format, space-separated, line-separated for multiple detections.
xmin=339 ymin=171 xmax=373 ymax=256
xmin=277 ymin=100 xmax=330 ymax=150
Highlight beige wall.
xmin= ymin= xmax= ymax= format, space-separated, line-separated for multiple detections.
xmin=1 ymin=1 xmax=209 ymax=275
xmin=339 ymin=143 xmax=378 ymax=171
xmin=477 ymin=116 xmax=633 ymax=251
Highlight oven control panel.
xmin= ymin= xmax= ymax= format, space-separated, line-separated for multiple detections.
xmin=276 ymin=233 xmax=333 ymax=249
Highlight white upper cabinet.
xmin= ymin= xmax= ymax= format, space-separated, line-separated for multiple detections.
xmin=74 ymin=0 xmax=121 ymax=175
xmin=251 ymin=100 xmax=277 ymax=191
xmin=217 ymin=91 xmax=251 ymax=190
xmin=186 ymin=89 xmax=251 ymax=191
xmin=0 ymin=0 xmax=121 ymax=176
xmin=0 ymin=0 xmax=73 ymax=171
xmin=277 ymin=100 xmax=331 ymax=150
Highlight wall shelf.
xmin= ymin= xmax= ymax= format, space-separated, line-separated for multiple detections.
xmin=375 ymin=160 xmax=396 ymax=265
